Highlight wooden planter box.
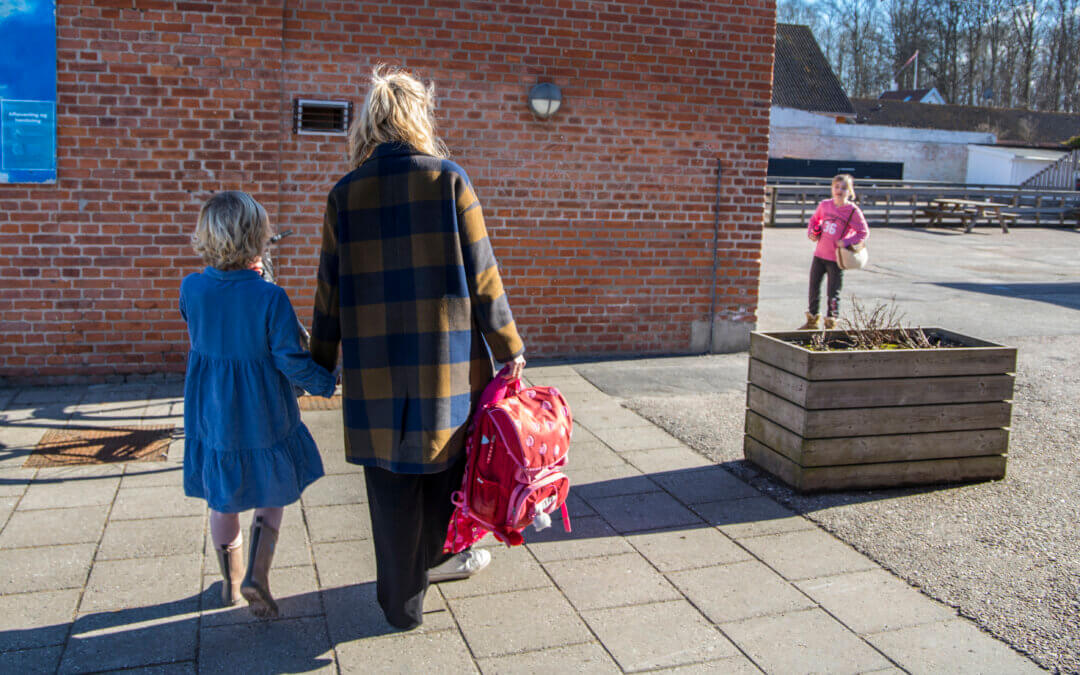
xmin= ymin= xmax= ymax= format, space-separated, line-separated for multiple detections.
xmin=744 ymin=328 xmax=1016 ymax=492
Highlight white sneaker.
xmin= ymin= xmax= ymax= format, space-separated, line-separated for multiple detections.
xmin=428 ymin=548 xmax=492 ymax=583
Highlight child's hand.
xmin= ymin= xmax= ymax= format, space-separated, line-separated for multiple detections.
xmin=331 ymin=364 xmax=343 ymax=386
xmin=808 ymin=233 xmax=819 ymax=242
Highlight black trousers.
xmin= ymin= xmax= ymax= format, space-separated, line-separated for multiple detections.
xmin=362 ymin=453 xmax=466 ymax=629
xmin=808 ymin=256 xmax=843 ymax=318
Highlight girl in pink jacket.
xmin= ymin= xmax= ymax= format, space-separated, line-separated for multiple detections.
xmin=800 ymin=174 xmax=870 ymax=329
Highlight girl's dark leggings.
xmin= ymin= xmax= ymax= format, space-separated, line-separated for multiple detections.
xmin=808 ymin=255 xmax=843 ymax=318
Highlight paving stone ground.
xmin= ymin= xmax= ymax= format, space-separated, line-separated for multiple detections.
xmin=0 ymin=370 xmax=1043 ymax=674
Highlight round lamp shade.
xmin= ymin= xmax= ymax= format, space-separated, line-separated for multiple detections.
xmin=528 ymin=82 xmax=562 ymax=119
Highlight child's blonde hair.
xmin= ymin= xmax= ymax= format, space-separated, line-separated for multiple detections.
xmin=347 ymin=65 xmax=449 ymax=168
xmin=192 ymin=191 xmax=270 ymax=270
xmin=833 ymin=174 xmax=856 ymax=201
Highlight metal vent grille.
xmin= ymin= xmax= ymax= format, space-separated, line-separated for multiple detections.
xmin=294 ymin=99 xmax=352 ymax=135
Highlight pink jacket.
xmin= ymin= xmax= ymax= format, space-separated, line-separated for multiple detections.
xmin=807 ymin=200 xmax=869 ymax=262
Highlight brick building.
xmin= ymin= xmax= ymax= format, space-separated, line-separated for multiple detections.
xmin=0 ymin=1 xmax=776 ymax=384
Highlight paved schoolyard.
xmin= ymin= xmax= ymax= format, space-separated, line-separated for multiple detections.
xmin=0 ymin=357 xmax=1043 ymax=672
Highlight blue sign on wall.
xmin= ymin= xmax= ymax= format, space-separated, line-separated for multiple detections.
xmin=0 ymin=1 xmax=57 ymax=184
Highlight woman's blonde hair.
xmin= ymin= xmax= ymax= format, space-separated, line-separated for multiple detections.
xmin=347 ymin=65 xmax=449 ymax=168
xmin=833 ymin=174 xmax=856 ymax=200
xmin=192 ymin=191 xmax=270 ymax=270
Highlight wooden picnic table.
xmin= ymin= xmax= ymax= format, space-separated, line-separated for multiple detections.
xmin=923 ymin=198 xmax=1016 ymax=234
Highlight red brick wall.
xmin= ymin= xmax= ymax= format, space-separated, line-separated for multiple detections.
xmin=0 ymin=0 xmax=776 ymax=384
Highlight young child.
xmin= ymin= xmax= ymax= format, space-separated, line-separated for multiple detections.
xmin=181 ymin=191 xmax=336 ymax=617
xmin=801 ymin=174 xmax=870 ymax=329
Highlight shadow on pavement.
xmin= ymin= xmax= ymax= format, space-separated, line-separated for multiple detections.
xmin=926 ymin=281 xmax=1080 ymax=311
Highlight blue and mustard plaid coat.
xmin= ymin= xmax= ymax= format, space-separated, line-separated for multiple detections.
xmin=310 ymin=142 xmax=524 ymax=474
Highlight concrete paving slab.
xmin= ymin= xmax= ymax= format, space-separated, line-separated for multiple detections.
xmin=17 ymin=467 xmax=121 ymax=510
xmin=449 ymin=587 xmax=593 ymax=658
xmin=526 ymin=365 xmax=581 ymax=379
xmin=0 ymin=505 xmax=109 ymax=548
xmin=0 ymin=645 xmax=63 ymax=674
xmin=200 ymin=565 xmax=321 ymax=626
xmin=692 ymin=497 xmax=816 ymax=539
xmin=98 ymin=516 xmax=204 ymax=560
xmin=588 ymin=490 xmax=703 ymax=534
xmin=589 ymin=425 xmax=685 ymax=452
xmin=110 ymin=486 xmax=205 ymax=520
xmin=658 ymin=655 xmax=764 ymax=673
xmin=622 ymin=445 xmax=713 ymax=473
xmin=564 ymin=491 xmax=596 ymax=517
xmin=543 ymin=551 xmax=681 ymax=611
xmin=300 ymin=473 xmax=367 ymax=507
xmin=668 ymin=560 xmax=816 ymax=624
xmin=81 ymin=554 xmax=201 ymax=613
xmin=573 ymin=406 xmax=655 ymax=430
xmin=0 ymin=467 xmax=36 ymax=496
xmin=569 ymin=425 xmax=602 ymax=445
xmin=0 ymin=588 xmax=80 ymax=651
xmin=60 ymin=610 xmax=199 ymax=674
xmin=312 ymin=539 xmax=378 ymax=587
xmin=721 ymin=608 xmax=893 ymax=675
xmin=0 ymin=543 xmax=96 ymax=594
xmin=317 ymin=448 xmax=366 ymax=475
xmin=322 ymin=582 xmax=455 ymax=643
xmin=476 ymin=642 xmax=619 ymax=674
xmin=438 ymin=544 xmax=551 ymax=599
xmin=739 ymin=529 xmax=880 ymax=581
xmin=582 ymin=599 xmax=739 ymax=671
xmin=866 ymin=619 xmax=1043 ymax=674
xmin=97 ymin=663 xmax=196 ymax=674
xmin=305 ymin=504 xmax=372 ymax=543
xmin=569 ymin=441 xmax=629 ymax=469
xmin=0 ymin=494 xmax=17 ymax=526
xmin=627 ymin=527 xmax=751 ymax=572
xmin=118 ymin=463 xmax=184 ymax=488
xmin=10 ymin=386 xmax=87 ymax=406
xmin=198 ymin=616 xmax=335 ymax=674
xmin=335 ymin=627 xmax=476 ymax=674
xmin=572 ymin=464 xmax=660 ymax=501
xmin=538 ymin=378 xmax=602 ymax=395
xmin=0 ymin=446 xmax=37 ymax=469
xmin=526 ymin=515 xmax=633 ymax=562
xmin=653 ymin=466 xmax=762 ymax=505
xmin=795 ymin=569 xmax=957 ymax=635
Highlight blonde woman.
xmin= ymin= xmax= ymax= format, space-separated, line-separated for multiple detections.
xmin=310 ymin=66 xmax=525 ymax=630
xmin=181 ymin=191 xmax=336 ymax=618
xmin=800 ymin=174 xmax=870 ymax=329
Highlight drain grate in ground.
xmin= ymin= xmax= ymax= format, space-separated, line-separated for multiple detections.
xmin=298 ymin=394 xmax=342 ymax=411
xmin=24 ymin=426 xmax=174 ymax=468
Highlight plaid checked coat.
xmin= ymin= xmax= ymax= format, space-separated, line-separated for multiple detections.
xmin=310 ymin=142 xmax=525 ymax=474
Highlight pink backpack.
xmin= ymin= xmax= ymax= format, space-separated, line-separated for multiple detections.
xmin=444 ymin=372 xmax=572 ymax=553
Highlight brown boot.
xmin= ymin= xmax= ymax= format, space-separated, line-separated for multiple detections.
xmin=216 ymin=543 xmax=244 ymax=607
xmin=824 ymin=317 xmax=838 ymax=329
xmin=798 ymin=312 xmax=821 ymax=330
xmin=241 ymin=516 xmax=280 ymax=618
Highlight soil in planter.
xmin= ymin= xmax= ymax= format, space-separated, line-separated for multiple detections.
xmin=786 ymin=329 xmax=966 ymax=352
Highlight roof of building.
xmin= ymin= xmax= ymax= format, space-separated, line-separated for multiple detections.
xmin=851 ymin=98 xmax=1080 ymax=149
xmin=772 ymin=24 xmax=855 ymax=116
xmin=879 ymin=88 xmax=937 ymax=102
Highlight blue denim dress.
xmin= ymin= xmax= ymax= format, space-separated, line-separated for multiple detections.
xmin=180 ymin=267 xmax=335 ymax=512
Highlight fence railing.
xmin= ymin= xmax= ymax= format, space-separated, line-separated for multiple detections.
xmin=765 ymin=178 xmax=1080 ymax=228
xmin=1020 ymin=149 xmax=1080 ymax=190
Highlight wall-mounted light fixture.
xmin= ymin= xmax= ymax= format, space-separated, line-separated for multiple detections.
xmin=527 ymin=82 xmax=562 ymax=119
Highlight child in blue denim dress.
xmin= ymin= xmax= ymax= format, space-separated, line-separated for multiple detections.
xmin=181 ymin=191 xmax=336 ymax=617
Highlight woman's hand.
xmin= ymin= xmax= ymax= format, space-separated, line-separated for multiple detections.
xmin=501 ymin=354 xmax=526 ymax=380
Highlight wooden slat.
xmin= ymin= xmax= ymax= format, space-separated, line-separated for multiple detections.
xmin=747 ymin=385 xmax=1012 ymax=438
xmin=745 ymin=410 xmax=1009 ymax=466
xmin=749 ymin=332 xmax=810 ymax=379
xmin=748 ymin=359 xmax=1015 ymax=409
xmin=745 ymin=438 xmax=1007 ymax=492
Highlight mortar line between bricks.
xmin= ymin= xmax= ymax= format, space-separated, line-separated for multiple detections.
xmin=55 ymin=448 xmax=125 ymax=674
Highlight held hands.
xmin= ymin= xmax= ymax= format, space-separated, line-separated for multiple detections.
xmin=331 ymin=364 xmax=343 ymax=387
xmin=501 ymin=354 xmax=526 ymax=380
xmin=808 ymin=233 xmax=820 ymax=242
